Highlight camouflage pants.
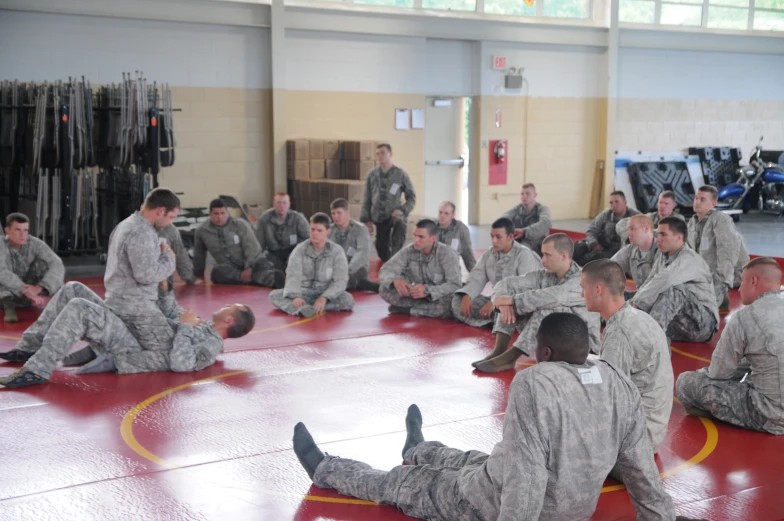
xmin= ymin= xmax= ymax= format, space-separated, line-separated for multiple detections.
xmin=374 ymin=217 xmax=407 ymax=262
xmin=712 ymin=272 xmax=729 ymax=307
xmin=267 ymin=247 xmax=295 ymax=271
xmin=0 ymin=258 xmax=52 ymax=305
xmin=380 ymin=285 xmax=454 ymax=318
xmin=573 ymin=240 xmax=619 ymax=266
xmin=491 ymin=309 xmax=558 ymax=356
xmin=21 ymin=298 xmax=142 ymax=379
xmin=676 ymin=371 xmax=770 ymax=433
xmin=517 ymin=236 xmax=542 ymax=256
xmin=347 ymin=267 xmax=370 ymax=291
xmin=451 ymin=294 xmax=502 ymax=331
xmin=269 ymin=288 xmax=355 ymax=315
xmin=211 ymin=257 xmax=280 ymax=288
xmin=105 ymin=297 xmax=175 ymax=352
xmin=313 ymin=441 xmax=486 ymax=521
xmin=16 ymin=281 xmax=103 ymax=353
xmin=647 ymin=286 xmax=716 ymax=343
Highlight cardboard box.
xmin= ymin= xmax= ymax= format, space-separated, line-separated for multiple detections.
xmin=324 ymin=140 xmax=341 ymax=160
xmin=291 ymin=180 xmax=301 ymax=200
xmin=309 ymin=159 xmax=326 ymax=179
xmin=288 ymin=160 xmax=309 ymax=180
xmin=287 ymin=140 xmax=310 ymax=161
xmin=359 ymin=141 xmax=375 ymax=162
xmin=309 ymin=139 xmax=324 ymax=160
xmin=359 ymin=160 xmax=375 ymax=180
xmin=343 ymin=141 xmax=360 ymax=161
xmin=317 ymin=181 xmax=332 ymax=202
xmin=307 ymin=180 xmax=320 ymax=201
xmin=326 ymin=159 xmax=342 ymax=179
xmin=343 ymin=160 xmax=360 ymax=180
xmin=349 ymin=203 xmax=362 ymax=221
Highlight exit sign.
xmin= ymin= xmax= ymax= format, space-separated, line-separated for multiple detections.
xmin=492 ymin=56 xmax=507 ymax=70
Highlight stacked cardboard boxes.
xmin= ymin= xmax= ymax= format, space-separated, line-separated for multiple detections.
xmin=286 ymin=139 xmax=377 ymax=181
xmin=290 ymin=179 xmax=365 ymax=221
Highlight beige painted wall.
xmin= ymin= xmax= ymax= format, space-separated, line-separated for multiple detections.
xmin=161 ymin=87 xmax=273 ymax=208
xmin=475 ymin=96 xmax=606 ymax=224
xmin=617 ymin=99 xmax=784 ymax=152
xmin=284 ymin=90 xmax=426 ymax=214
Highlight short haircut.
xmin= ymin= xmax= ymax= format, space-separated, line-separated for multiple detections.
xmin=743 ymin=257 xmax=783 ymax=283
xmin=415 ymin=219 xmax=438 ymax=236
xmin=491 ymin=217 xmax=515 ymax=236
xmin=330 ymin=198 xmax=349 ymax=211
xmin=376 ymin=143 xmax=392 ymax=153
xmin=522 ymin=183 xmax=536 ymax=191
xmin=610 ymin=190 xmax=626 ymax=200
xmin=439 ymin=201 xmax=456 ymax=213
xmin=144 ymin=188 xmax=181 ymax=212
xmin=537 ymin=312 xmax=590 ymax=360
xmin=582 ymin=259 xmax=627 ymax=297
xmin=209 ymin=198 xmax=226 ymax=212
xmin=227 ymin=305 xmax=255 ymax=339
xmin=697 ymin=185 xmax=719 ymax=201
xmin=542 ymin=233 xmax=574 ymax=257
xmin=659 ymin=216 xmax=688 ymax=241
xmin=5 ymin=212 xmax=29 ymax=227
xmin=628 ymin=214 xmax=654 ymax=230
xmin=659 ymin=190 xmax=676 ymax=202
xmin=274 ymin=192 xmax=290 ymax=200
xmin=310 ymin=212 xmax=331 ymax=228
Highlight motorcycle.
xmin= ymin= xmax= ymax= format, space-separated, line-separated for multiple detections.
xmin=716 ymin=136 xmax=784 ymax=221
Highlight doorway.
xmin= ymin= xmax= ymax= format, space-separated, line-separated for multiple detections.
xmin=424 ymin=97 xmax=472 ymax=222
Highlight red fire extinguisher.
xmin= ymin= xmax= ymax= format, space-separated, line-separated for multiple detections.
xmin=494 ymin=140 xmax=506 ymax=163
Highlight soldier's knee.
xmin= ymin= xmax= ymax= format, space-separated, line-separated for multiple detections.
xmin=675 ymin=371 xmax=702 ymax=399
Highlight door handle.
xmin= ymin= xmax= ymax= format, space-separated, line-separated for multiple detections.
xmin=425 ymin=157 xmax=465 ymax=168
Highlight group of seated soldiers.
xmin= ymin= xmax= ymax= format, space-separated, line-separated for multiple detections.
xmin=1 ymin=144 xmax=782 ymax=520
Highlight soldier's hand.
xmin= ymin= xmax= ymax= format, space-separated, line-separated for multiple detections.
xmin=513 ymin=228 xmax=524 ymax=239
xmin=499 ymin=304 xmax=516 ymax=325
xmin=494 ymin=296 xmax=513 ymax=307
xmin=30 ymin=296 xmax=47 ymax=307
xmin=179 ymin=310 xmax=203 ymax=326
xmin=592 ymin=244 xmax=604 ymax=252
xmin=365 ymin=222 xmax=375 ymax=234
xmin=391 ymin=209 xmax=403 ymax=219
xmin=313 ymin=297 xmax=327 ymax=313
xmin=240 ymin=268 xmax=253 ymax=283
xmin=479 ymin=300 xmax=495 ymax=319
xmin=292 ymin=297 xmax=306 ymax=310
xmin=460 ymin=295 xmax=474 ymax=318
xmin=409 ymin=284 xmax=427 ymax=299
xmin=393 ymin=278 xmax=411 ymax=297
xmin=22 ymin=284 xmax=43 ymax=299
xmin=159 ymin=280 xmax=171 ymax=292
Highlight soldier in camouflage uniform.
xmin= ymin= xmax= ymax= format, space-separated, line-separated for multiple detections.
xmin=360 ymin=143 xmax=416 ymax=262
xmin=612 ymin=214 xmax=660 ymax=292
xmin=677 ymin=257 xmax=784 ymax=435
xmin=255 ymin=193 xmax=310 ymax=271
xmin=103 ymin=188 xmax=180 ymax=353
xmin=616 ymin=190 xmax=684 ymax=244
xmin=1 ymin=213 xmax=65 ymax=322
xmin=329 ymin=198 xmax=378 ymax=292
xmin=270 ymin=213 xmax=354 ymax=317
xmin=573 ymin=191 xmax=640 ymax=265
xmin=581 ymin=260 xmax=674 ymax=465
xmin=688 ymin=185 xmax=749 ymax=310
xmin=436 ymin=201 xmax=476 ymax=272
xmin=158 ymin=223 xmax=195 ymax=284
xmin=379 ymin=219 xmax=461 ymax=318
xmin=193 ymin=198 xmax=284 ymax=289
xmin=292 ymin=313 xmax=699 ymax=521
xmin=475 ymin=234 xmax=601 ymax=373
xmin=631 ymin=217 xmax=718 ymax=344
xmin=0 ymin=282 xmax=255 ymax=386
xmin=502 ymin=183 xmax=552 ymax=254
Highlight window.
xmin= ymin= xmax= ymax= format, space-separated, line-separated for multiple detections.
xmin=544 ymin=0 xmax=590 ymax=17
xmin=755 ymin=9 xmax=784 ymax=29
xmin=660 ymin=2 xmax=703 ymax=26
xmin=619 ymin=0 xmax=655 ymax=23
xmin=423 ymin=0 xmax=477 ymax=11
xmin=354 ymin=0 xmax=414 ymax=6
xmin=484 ymin=0 xmax=537 ymax=16
xmin=619 ymin=0 xmax=784 ymax=29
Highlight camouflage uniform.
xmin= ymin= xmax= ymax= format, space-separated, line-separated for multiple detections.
xmin=616 ymin=211 xmax=684 ymax=244
xmin=451 ymin=242 xmax=543 ymax=329
xmin=436 ymin=219 xmax=476 ymax=272
xmin=502 ymin=202 xmax=552 ymax=253
xmin=313 ymin=360 xmax=676 ymax=521
xmin=329 ymin=219 xmax=372 ymax=290
xmin=255 ymin=208 xmax=310 ymax=270
xmin=676 ymin=290 xmax=784 ymax=435
xmin=573 ymin=208 xmax=640 ymax=265
xmin=612 ymin=241 xmax=659 ymax=289
xmin=193 ymin=217 xmax=279 ymax=287
xmin=269 ymin=239 xmax=354 ymax=315
xmin=157 ymin=224 xmax=195 ymax=284
xmin=378 ymin=242 xmax=461 ymax=318
xmin=631 ymin=246 xmax=718 ymax=343
xmin=0 ymin=235 xmax=64 ymax=305
xmin=688 ymin=210 xmax=749 ymax=305
xmin=360 ymin=165 xmax=416 ymax=262
xmin=103 ymin=212 xmax=176 ymax=352
xmin=601 ymin=303 xmax=674 ymax=451
xmin=491 ymin=262 xmax=601 ymax=356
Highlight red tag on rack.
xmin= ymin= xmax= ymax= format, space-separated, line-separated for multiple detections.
xmin=62 ymin=115 xmax=68 ymax=122
xmin=151 ymin=117 xmax=157 ymax=127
